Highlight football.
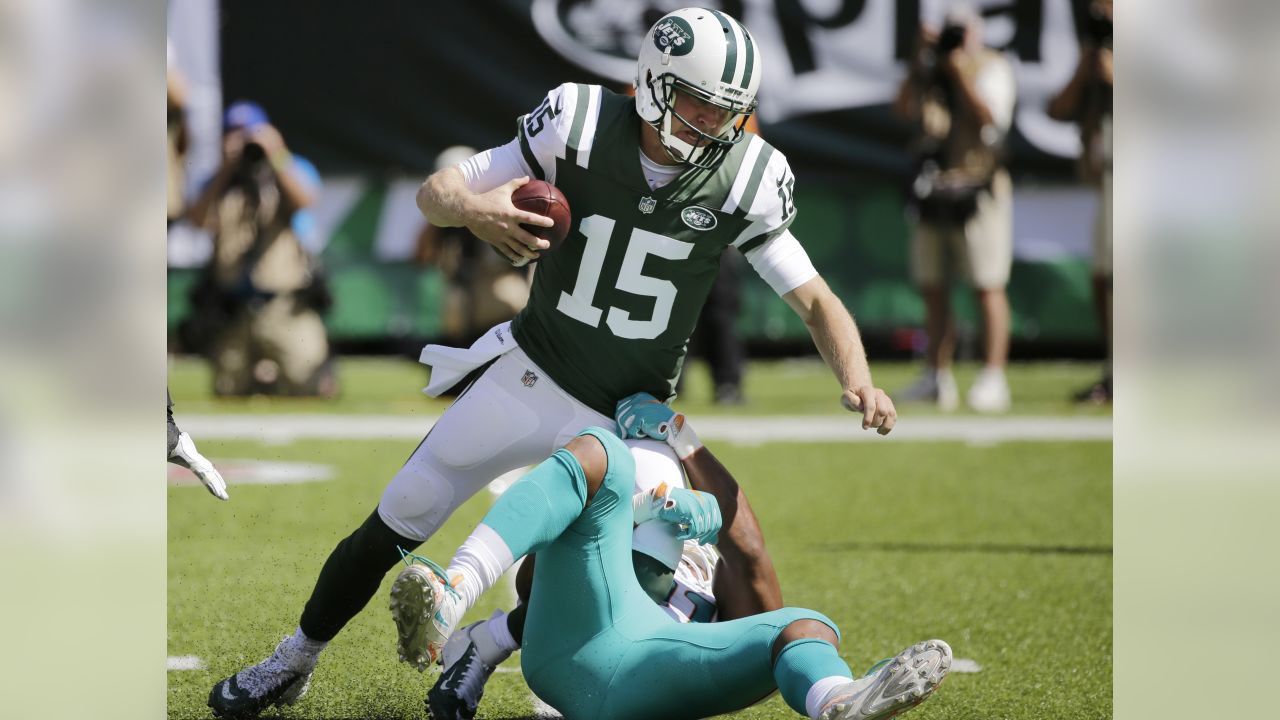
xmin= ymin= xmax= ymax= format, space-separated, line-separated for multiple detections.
xmin=511 ymin=179 xmax=572 ymax=254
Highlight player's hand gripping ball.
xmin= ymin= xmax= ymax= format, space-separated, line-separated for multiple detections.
xmin=511 ymin=179 xmax=571 ymax=258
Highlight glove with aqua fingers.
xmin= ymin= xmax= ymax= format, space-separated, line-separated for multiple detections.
xmin=633 ymin=482 xmax=721 ymax=545
xmin=615 ymin=392 xmax=673 ymax=440
xmin=614 ymin=392 xmax=703 ymax=461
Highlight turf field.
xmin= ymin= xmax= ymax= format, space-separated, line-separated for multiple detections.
xmin=168 ymin=357 xmax=1111 ymax=719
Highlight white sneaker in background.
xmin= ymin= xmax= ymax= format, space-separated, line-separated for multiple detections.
xmin=967 ymin=366 xmax=1011 ymax=413
xmin=898 ymin=367 xmax=959 ymax=411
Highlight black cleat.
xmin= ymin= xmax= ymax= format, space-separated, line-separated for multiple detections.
xmin=207 ymin=638 xmax=314 ymax=719
xmin=426 ymin=622 xmax=500 ymax=720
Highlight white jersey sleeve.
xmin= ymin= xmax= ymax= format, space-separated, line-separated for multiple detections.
xmin=515 ymin=83 xmax=603 ymax=186
xmin=743 ymin=230 xmax=818 ymax=296
xmin=721 ymin=139 xmax=808 ymax=295
xmin=719 ymin=139 xmax=814 ymax=294
xmin=455 ymin=140 xmax=532 ymax=194
xmin=724 ymin=140 xmax=798 ymax=254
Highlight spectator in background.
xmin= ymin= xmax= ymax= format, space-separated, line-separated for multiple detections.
xmin=167 ymin=44 xmax=224 ymax=497
xmin=185 ymin=101 xmax=335 ymax=397
xmin=894 ymin=6 xmax=1017 ymax=413
xmin=416 ymin=146 xmax=532 ymax=348
xmin=1050 ymin=0 xmax=1113 ymax=404
xmin=167 ymin=42 xmax=188 ymax=227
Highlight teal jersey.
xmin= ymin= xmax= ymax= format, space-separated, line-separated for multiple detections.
xmin=511 ymin=83 xmax=798 ymax=415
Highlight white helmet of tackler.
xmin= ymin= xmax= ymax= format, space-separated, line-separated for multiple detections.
xmin=635 ymin=7 xmax=762 ymax=169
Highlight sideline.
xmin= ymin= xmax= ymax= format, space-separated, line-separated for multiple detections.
xmin=180 ymin=414 xmax=1112 ymax=445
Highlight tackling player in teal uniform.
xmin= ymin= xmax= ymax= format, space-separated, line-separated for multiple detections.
xmin=209 ymin=9 xmax=899 ymax=719
xmin=395 ymin=402 xmax=951 ymax=720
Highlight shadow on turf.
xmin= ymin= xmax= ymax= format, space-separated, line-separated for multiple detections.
xmin=816 ymin=541 xmax=1112 ymax=556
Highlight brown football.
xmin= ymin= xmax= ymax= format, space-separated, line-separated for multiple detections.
xmin=511 ymin=179 xmax=572 ymax=254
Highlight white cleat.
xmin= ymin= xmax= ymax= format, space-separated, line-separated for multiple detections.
xmin=818 ymin=639 xmax=952 ymax=720
xmin=389 ymin=559 xmax=462 ymax=672
xmin=967 ymin=367 xmax=1011 ymax=414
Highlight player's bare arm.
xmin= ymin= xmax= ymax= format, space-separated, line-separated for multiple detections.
xmin=416 ymin=167 xmax=553 ymax=264
xmin=679 ymin=446 xmax=784 ymax=619
xmin=783 ymin=275 xmax=898 ymax=434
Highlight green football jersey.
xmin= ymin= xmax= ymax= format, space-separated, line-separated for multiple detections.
xmin=511 ymin=83 xmax=797 ymax=416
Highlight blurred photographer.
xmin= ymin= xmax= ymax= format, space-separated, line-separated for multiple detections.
xmin=1050 ymin=0 xmax=1113 ymax=404
xmin=185 ymin=101 xmax=335 ymax=397
xmin=894 ymin=5 xmax=1017 ymax=413
xmin=416 ymin=146 xmax=531 ymax=349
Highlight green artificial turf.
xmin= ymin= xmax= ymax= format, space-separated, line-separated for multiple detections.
xmin=167 ymin=356 xmax=1112 ymax=418
xmin=169 ymin=436 xmax=1110 ymax=719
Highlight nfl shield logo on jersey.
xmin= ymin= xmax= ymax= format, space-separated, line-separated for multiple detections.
xmin=638 ymin=196 xmax=657 ymax=214
xmin=521 ymin=370 xmax=538 ymax=388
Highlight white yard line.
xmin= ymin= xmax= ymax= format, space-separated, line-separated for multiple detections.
xmin=952 ymin=658 xmax=984 ymax=673
xmin=167 ymin=655 xmax=206 ymax=671
xmin=181 ymin=414 xmax=1110 ymax=444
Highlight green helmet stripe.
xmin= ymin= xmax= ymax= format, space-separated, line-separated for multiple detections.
xmin=740 ymin=21 xmax=755 ymax=89
xmin=565 ymin=83 xmax=592 ymax=166
xmin=734 ymin=144 xmax=775 ymax=218
xmin=709 ymin=10 xmax=737 ymax=85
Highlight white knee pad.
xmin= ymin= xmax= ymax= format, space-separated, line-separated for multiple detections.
xmin=378 ymin=450 xmax=460 ymax=542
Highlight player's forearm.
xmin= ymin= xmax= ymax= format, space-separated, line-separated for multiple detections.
xmin=417 ymin=167 xmax=475 ymax=228
xmin=184 ymin=163 xmax=236 ymax=229
xmin=270 ymin=154 xmax=317 ymax=212
xmin=681 ymin=449 xmax=783 ymax=613
xmin=806 ymin=291 xmax=875 ymax=394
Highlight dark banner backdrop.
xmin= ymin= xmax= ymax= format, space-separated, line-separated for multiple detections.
xmin=220 ymin=0 xmax=1093 ymax=179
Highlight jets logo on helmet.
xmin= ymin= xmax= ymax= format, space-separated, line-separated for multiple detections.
xmin=635 ymin=8 xmax=762 ymax=170
xmin=654 ymin=17 xmax=695 ymax=56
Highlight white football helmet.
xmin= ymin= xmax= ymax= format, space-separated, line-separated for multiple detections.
xmin=635 ymin=7 xmax=762 ymax=169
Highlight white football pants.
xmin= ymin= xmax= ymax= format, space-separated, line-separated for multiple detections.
xmin=377 ymin=346 xmax=685 ymax=566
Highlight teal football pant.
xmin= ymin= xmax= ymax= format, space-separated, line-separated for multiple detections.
xmin=479 ymin=427 xmax=839 ymax=720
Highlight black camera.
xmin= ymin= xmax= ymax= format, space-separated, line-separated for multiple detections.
xmin=1085 ymin=7 xmax=1112 ymax=47
xmin=241 ymin=141 xmax=266 ymax=164
xmin=937 ymin=23 xmax=967 ymax=54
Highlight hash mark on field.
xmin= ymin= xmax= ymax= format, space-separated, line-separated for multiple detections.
xmin=952 ymin=658 xmax=984 ymax=673
xmin=167 ymin=655 xmax=205 ymax=671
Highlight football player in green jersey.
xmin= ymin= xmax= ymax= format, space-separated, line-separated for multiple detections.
xmin=209 ymin=9 xmax=898 ymax=719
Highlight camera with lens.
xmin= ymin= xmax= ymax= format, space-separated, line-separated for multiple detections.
xmin=937 ymin=23 xmax=967 ymax=54
xmin=241 ymin=140 xmax=266 ymax=164
xmin=1085 ymin=6 xmax=1112 ymax=47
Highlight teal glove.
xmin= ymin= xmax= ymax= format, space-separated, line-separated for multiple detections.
xmin=656 ymin=486 xmax=721 ymax=545
xmin=615 ymin=392 xmax=676 ymax=440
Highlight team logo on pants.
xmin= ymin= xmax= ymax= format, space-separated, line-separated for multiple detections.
xmin=521 ymin=370 xmax=539 ymax=388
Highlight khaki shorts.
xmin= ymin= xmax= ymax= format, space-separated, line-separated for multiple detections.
xmin=212 ymin=295 xmax=329 ymax=395
xmin=1092 ymin=169 xmax=1112 ymax=277
xmin=911 ymin=171 xmax=1013 ymax=290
